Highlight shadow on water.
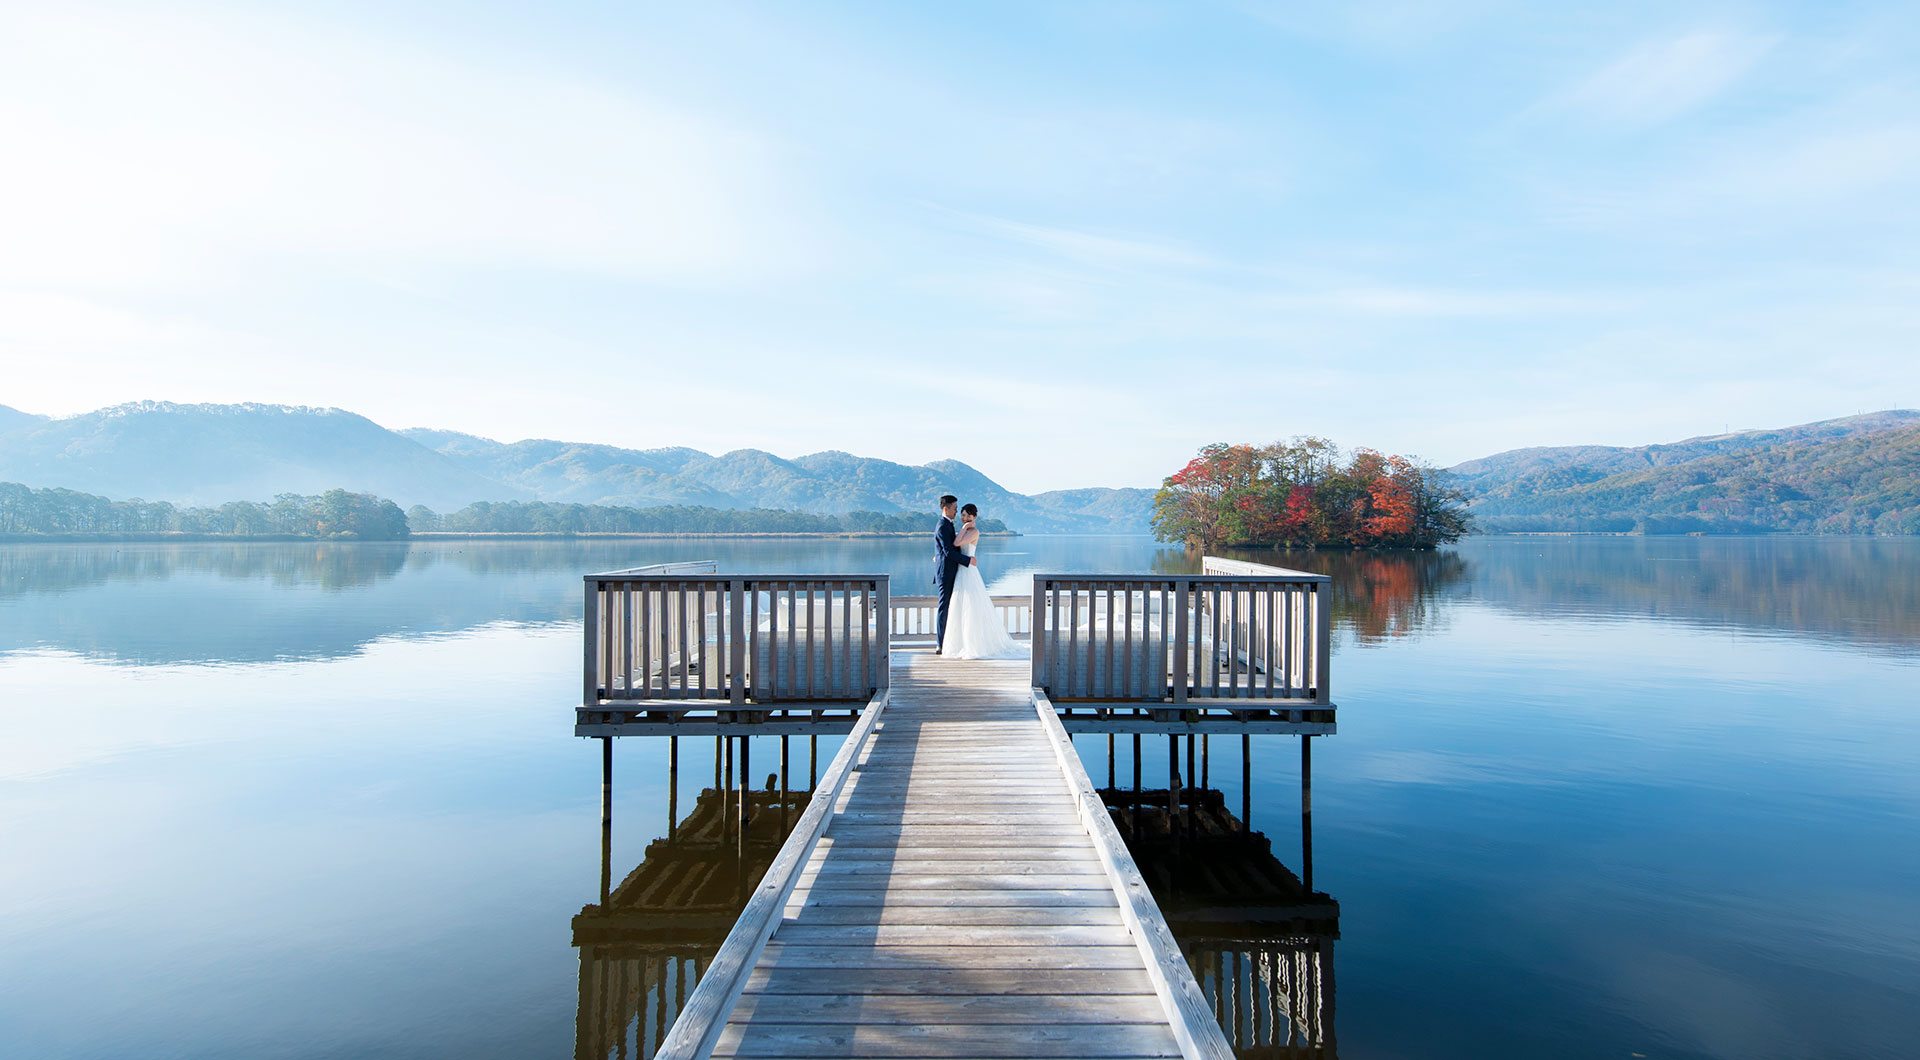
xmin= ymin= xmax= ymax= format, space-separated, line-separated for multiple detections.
xmin=574 ymin=737 xmax=1334 ymax=1059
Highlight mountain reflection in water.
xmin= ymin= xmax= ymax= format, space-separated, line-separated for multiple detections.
xmin=4 ymin=537 xmax=1916 ymax=664
xmin=574 ymin=744 xmax=1333 ymax=1060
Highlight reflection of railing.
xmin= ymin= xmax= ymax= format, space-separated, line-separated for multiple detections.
xmin=1186 ymin=936 xmax=1335 ymax=1059
xmin=1031 ymin=564 xmax=1331 ymax=707
xmin=582 ymin=573 xmax=890 ymax=711
xmin=887 ymin=595 xmax=1032 ymax=640
xmin=573 ymin=786 xmax=810 ymax=1060
xmin=1100 ymin=782 xmax=1339 ymax=1060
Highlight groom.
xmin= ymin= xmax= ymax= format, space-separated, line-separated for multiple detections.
xmin=932 ymin=494 xmax=976 ymax=655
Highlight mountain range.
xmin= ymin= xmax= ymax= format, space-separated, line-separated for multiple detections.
xmin=0 ymin=401 xmax=1153 ymax=533
xmin=1 ymin=401 xmax=1914 ymax=535
xmin=1454 ymin=411 xmax=1920 ymax=534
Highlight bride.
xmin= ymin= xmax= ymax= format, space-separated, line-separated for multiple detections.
xmin=943 ymin=504 xmax=1026 ymax=660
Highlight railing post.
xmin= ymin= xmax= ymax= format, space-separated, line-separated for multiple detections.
xmin=1313 ymin=582 xmax=1332 ymax=705
xmin=1171 ymin=577 xmax=1189 ymax=704
xmin=728 ymin=580 xmax=746 ymax=706
xmin=582 ymin=579 xmax=601 ymax=708
xmin=1031 ymin=577 xmax=1048 ymax=690
xmin=874 ymin=577 xmax=890 ymax=691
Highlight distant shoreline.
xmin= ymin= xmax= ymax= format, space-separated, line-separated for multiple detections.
xmin=0 ymin=530 xmax=1023 ymax=543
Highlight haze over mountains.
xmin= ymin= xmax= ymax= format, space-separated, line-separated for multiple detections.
xmin=1 ymin=401 xmax=1914 ymax=535
xmin=0 ymin=401 xmax=1153 ymax=533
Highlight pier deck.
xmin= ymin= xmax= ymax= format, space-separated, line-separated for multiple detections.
xmin=676 ymin=649 xmax=1227 ymax=1060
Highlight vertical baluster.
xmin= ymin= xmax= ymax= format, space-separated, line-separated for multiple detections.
xmin=1067 ymin=584 xmax=1080 ymax=697
xmin=697 ymin=585 xmax=709 ymax=699
xmin=860 ymin=584 xmax=872 ymax=692
xmin=1121 ymin=589 xmax=1134 ymax=699
xmin=805 ymin=584 xmax=817 ymax=697
xmin=635 ymin=584 xmax=651 ymax=700
xmin=1103 ymin=585 xmax=1115 ymax=701
xmin=840 ymin=580 xmax=852 ymax=698
xmin=785 ymin=583 xmax=797 ymax=699
xmin=1264 ymin=586 xmax=1276 ymax=697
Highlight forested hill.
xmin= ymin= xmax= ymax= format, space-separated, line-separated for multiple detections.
xmin=1455 ymin=412 xmax=1920 ymax=534
xmin=0 ymin=401 xmax=1149 ymax=533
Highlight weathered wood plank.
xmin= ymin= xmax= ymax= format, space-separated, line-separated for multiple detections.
xmin=790 ymin=872 xmax=1112 ymax=891
xmin=742 ymin=967 xmax=1156 ymax=996
xmin=771 ymin=923 xmax=1131 ymax=946
xmin=711 ymin=1020 xmax=1182 ymax=1059
xmin=727 ymin=992 xmax=1167 ymax=1024
xmin=783 ymin=889 xmax=1117 ymax=908
xmin=753 ymin=942 xmax=1147 ymax=969
xmin=777 ymin=905 xmax=1124 ymax=927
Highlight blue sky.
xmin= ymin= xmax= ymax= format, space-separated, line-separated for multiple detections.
xmin=2 ymin=1 xmax=1916 ymax=491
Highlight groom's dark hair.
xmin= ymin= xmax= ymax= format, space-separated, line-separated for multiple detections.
xmin=939 ymin=494 xmax=958 ymax=508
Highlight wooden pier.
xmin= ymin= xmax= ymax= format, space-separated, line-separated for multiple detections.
xmin=577 ymin=558 xmax=1337 ymax=1060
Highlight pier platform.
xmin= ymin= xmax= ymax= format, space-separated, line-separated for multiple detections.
xmin=657 ymin=649 xmax=1232 ymax=1059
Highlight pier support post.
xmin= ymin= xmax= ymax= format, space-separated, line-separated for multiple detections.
xmin=1301 ymin=734 xmax=1314 ymax=892
xmin=780 ymin=735 xmax=790 ymax=831
xmin=1168 ymin=735 xmax=1180 ymax=845
xmin=809 ymin=735 xmax=818 ymax=790
xmin=1107 ymin=733 xmax=1115 ymax=790
xmin=1242 ymin=734 xmax=1251 ymax=829
xmin=599 ymin=736 xmax=612 ymax=904
xmin=1131 ymin=734 xmax=1142 ymax=835
xmin=740 ymin=737 xmax=752 ymax=838
xmin=722 ymin=735 xmax=734 ymax=841
xmin=1185 ymin=734 xmax=1197 ymax=837
xmin=667 ymin=735 xmax=679 ymax=840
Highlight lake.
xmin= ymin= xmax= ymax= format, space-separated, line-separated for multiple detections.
xmin=1 ymin=535 xmax=1916 ymax=1059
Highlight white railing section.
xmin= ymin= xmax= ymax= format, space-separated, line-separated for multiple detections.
xmin=1031 ymin=562 xmax=1331 ymax=705
xmin=887 ymin=595 xmax=1033 ymax=640
xmin=584 ymin=573 xmax=890 ymax=708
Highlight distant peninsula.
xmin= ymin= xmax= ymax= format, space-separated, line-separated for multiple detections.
xmin=0 ymin=484 xmax=1012 ymax=541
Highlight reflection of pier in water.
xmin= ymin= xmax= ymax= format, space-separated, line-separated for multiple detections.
xmin=1103 ymin=783 xmax=1338 ymax=1059
xmin=575 ymin=762 xmax=1337 ymax=1060
xmin=573 ymin=781 xmax=812 ymax=1060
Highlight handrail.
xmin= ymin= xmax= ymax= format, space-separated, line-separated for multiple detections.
xmin=1032 ymin=688 xmax=1237 ymax=1060
xmin=651 ymin=687 xmax=890 ymax=1060
xmin=587 ymin=560 xmax=720 ymax=578
xmin=1199 ymin=555 xmax=1327 ymax=581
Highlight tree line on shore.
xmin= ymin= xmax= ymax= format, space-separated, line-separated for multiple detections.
xmin=0 ymin=482 xmax=1008 ymax=539
xmin=1152 ymin=438 xmax=1470 ymax=549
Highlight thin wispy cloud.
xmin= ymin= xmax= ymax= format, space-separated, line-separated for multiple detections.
xmin=0 ymin=1 xmax=1914 ymax=488
xmin=1543 ymin=30 xmax=1779 ymax=127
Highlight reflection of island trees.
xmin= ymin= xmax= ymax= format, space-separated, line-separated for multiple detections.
xmin=1156 ymin=547 xmax=1470 ymax=644
xmin=1102 ymin=785 xmax=1339 ymax=1059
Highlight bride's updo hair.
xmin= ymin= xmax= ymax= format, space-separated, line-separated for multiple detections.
xmin=960 ymin=504 xmax=978 ymax=518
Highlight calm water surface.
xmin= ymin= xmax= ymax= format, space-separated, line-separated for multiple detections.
xmin=1 ymin=536 xmax=1916 ymax=1059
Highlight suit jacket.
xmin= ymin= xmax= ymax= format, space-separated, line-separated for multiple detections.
xmin=933 ymin=515 xmax=972 ymax=587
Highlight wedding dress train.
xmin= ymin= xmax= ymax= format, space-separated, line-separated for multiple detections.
xmin=943 ymin=540 xmax=1026 ymax=660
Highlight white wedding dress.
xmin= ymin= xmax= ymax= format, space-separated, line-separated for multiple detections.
xmin=944 ymin=539 xmax=1026 ymax=660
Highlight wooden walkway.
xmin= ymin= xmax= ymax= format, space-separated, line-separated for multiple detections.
xmin=704 ymin=649 xmax=1209 ymax=1060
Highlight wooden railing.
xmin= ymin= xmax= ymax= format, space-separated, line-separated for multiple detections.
xmin=887 ymin=595 xmax=1033 ymax=640
xmin=583 ymin=572 xmax=890 ymax=710
xmin=1031 ymin=560 xmax=1331 ymax=707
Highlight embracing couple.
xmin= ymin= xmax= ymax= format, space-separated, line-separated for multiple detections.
xmin=932 ymin=494 xmax=1024 ymax=660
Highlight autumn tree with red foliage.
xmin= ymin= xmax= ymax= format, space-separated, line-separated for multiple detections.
xmin=1152 ymin=438 xmax=1469 ymax=549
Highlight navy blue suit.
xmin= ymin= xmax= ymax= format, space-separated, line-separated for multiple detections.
xmin=933 ymin=514 xmax=974 ymax=652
